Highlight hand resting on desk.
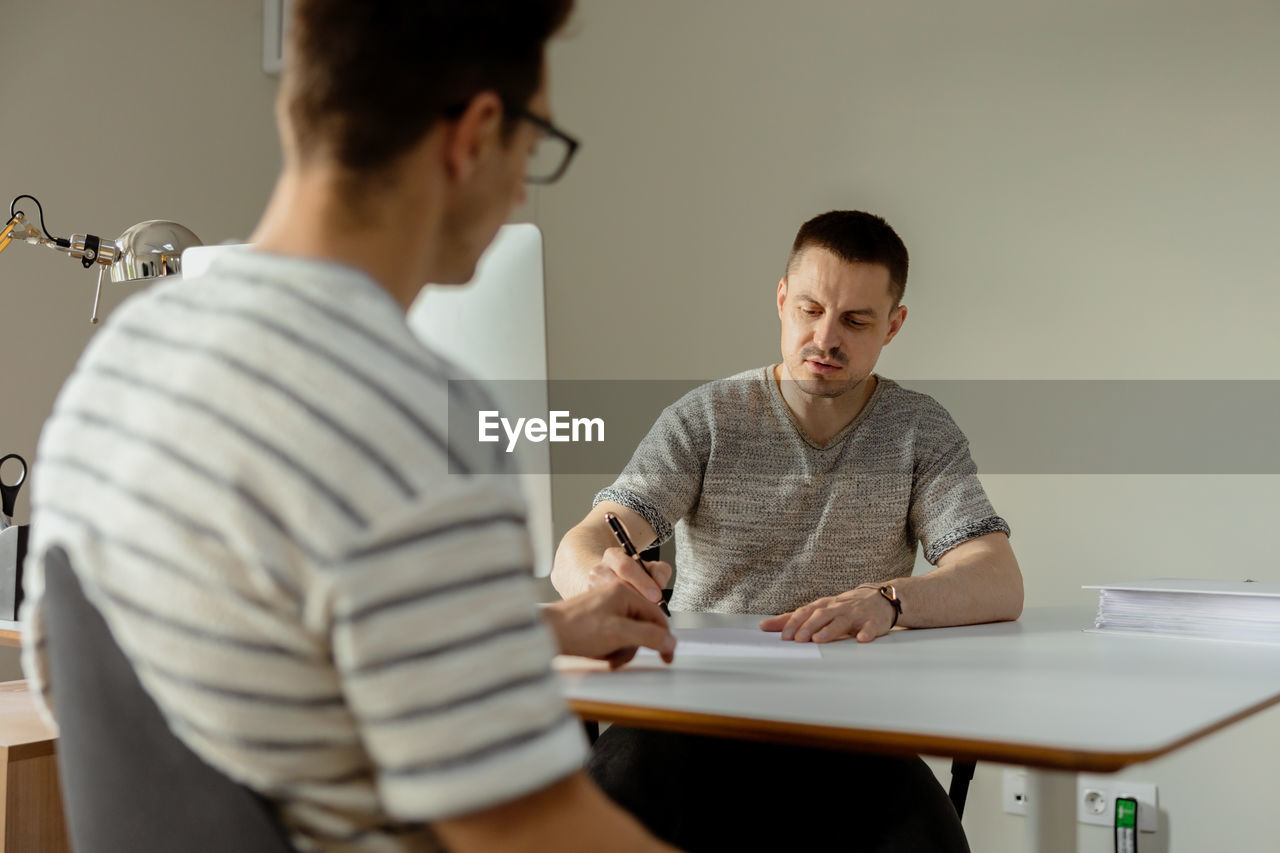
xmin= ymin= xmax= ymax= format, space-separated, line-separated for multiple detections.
xmin=543 ymin=579 xmax=676 ymax=668
xmin=760 ymin=532 xmax=1024 ymax=643
xmin=760 ymin=586 xmax=898 ymax=644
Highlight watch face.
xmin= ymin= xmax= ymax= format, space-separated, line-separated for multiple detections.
xmin=878 ymin=585 xmax=901 ymax=614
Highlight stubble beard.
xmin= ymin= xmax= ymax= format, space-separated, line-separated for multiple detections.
xmin=789 ymin=350 xmax=863 ymax=399
xmin=794 ymin=374 xmax=865 ymax=399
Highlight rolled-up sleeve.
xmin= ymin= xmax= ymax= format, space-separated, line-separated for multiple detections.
xmin=593 ymin=394 xmax=711 ymax=547
xmin=909 ymin=428 xmax=1010 ymax=565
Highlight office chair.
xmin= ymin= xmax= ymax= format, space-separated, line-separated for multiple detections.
xmin=948 ymin=759 xmax=976 ymax=818
xmin=42 ymin=546 xmax=298 ymax=853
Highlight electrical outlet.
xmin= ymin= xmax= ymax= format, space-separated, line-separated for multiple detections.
xmin=1002 ymin=770 xmax=1157 ymax=833
xmin=1077 ymin=774 xmax=1157 ymax=832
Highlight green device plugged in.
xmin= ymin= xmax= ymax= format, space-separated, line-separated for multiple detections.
xmin=1115 ymin=796 xmax=1138 ymax=853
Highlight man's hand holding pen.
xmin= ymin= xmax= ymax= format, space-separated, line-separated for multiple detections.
xmin=588 ymin=546 xmax=674 ymax=609
xmin=547 ymin=504 xmax=675 ymax=663
xmin=544 ymin=580 xmax=676 ymax=668
xmin=600 ymin=512 xmax=672 ymax=616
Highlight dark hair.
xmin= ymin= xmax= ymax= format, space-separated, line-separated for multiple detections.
xmin=785 ymin=210 xmax=909 ymax=305
xmin=285 ymin=0 xmax=574 ymax=174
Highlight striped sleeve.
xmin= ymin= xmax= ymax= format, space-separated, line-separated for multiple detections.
xmin=323 ymin=479 xmax=586 ymax=822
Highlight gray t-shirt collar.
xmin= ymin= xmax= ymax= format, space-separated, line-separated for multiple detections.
xmin=762 ymin=364 xmax=887 ymax=451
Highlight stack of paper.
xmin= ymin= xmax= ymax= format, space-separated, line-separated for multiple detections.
xmin=1084 ymin=579 xmax=1280 ymax=643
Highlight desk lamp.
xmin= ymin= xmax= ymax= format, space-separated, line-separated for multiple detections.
xmin=0 ymin=194 xmax=202 ymax=323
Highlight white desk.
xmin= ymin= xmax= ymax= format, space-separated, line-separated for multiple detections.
xmin=557 ymin=606 xmax=1280 ymax=853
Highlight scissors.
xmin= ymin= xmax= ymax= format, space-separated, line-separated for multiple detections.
xmin=0 ymin=454 xmax=27 ymax=530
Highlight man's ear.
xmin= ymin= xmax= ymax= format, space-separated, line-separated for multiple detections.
xmin=443 ymin=91 xmax=504 ymax=183
xmin=777 ymin=277 xmax=788 ymax=318
xmin=883 ymin=304 xmax=908 ymax=345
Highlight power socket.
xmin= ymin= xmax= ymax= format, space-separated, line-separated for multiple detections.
xmin=1077 ymin=774 xmax=1157 ymax=832
xmin=1002 ymin=770 xmax=1157 ymax=833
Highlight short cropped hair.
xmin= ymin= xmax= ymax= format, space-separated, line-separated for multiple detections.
xmin=785 ymin=211 xmax=910 ymax=305
xmin=284 ymin=0 xmax=574 ymax=174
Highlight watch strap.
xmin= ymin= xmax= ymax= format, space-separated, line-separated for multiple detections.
xmin=858 ymin=582 xmax=901 ymax=628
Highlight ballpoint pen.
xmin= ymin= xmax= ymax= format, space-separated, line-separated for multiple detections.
xmin=603 ymin=512 xmax=670 ymax=616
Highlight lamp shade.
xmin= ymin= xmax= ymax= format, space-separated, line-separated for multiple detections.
xmin=109 ymin=220 xmax=202 ymax=283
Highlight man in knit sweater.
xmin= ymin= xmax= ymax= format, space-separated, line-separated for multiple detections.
xmin=551 ymin=210 xmax=1023 ymax=851
xmin=553 ymin=210 xmax=1021 ymax=641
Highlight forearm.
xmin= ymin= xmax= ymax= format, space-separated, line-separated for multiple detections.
xmin=552 ymin=502 xmax=660 ymax=600
xmin=435 ymin=771 xmax=677 ymax=853
xmin=889 ymin=533 xmax=1023 ymax=629
xmin=550 ymin=523 xmax=616 ymax=599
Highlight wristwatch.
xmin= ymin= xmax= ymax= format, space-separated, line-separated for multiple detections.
xmin=858 ymin=582 xmax=902 ymax=628
xmin=876 ymin=584 xmax=902 ymax=628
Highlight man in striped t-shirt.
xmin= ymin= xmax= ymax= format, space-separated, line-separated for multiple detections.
xmin=20 ymin=2 xmax=680 ymax=852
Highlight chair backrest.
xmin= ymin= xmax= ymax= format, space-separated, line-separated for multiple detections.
xmin=41 ymin=546 xmax=298 ymax=853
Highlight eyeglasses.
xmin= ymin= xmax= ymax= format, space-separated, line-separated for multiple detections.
xmin=508 ymin=106 xmax=580 ymax=185
xmin=441 ymin=100 xmax=581 ymax=184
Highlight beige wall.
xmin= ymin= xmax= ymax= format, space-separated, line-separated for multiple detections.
xmin=0 ymin=0 xmax=280 ymax=523
xmin=4 ymin=1 xmax=1279 ymax=850
xmin=536 ymin=1 xmax=1280 ymax=851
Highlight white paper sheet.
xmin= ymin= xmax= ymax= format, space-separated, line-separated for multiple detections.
xmin=635 ymin=627 xmax=822 ymax=660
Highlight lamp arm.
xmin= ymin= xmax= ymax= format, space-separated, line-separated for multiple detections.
xmin=0 ymin=215 xmax=20 ymax=255
xmin=5 ymin=196 xmax=202 ymax=324
xmin=3 ymin=212 xmax=120 ymax=267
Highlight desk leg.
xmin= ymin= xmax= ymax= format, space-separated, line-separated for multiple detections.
xmin=1025 ymin=769 xmax=1076 ymax=853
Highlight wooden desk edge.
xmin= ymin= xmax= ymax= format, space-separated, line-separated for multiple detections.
xmin=0 ymin=630 xmax=20 ymax=649
xmin=570 ymin=689 xmax=1280 ymax=774
xmin=3 ymin=740 xmax=56 ymax=762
